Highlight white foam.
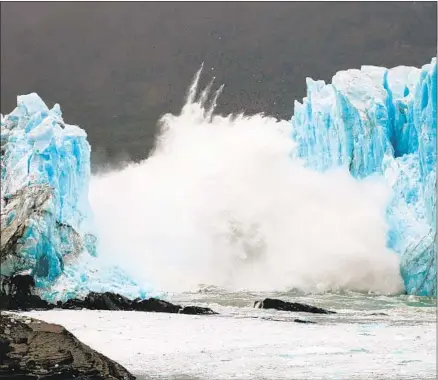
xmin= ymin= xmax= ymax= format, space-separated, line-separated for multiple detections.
xmin=89 ymin=68 xmax=404 ymax=295
xmin=21 ymin=309 xmax=436 ymax=380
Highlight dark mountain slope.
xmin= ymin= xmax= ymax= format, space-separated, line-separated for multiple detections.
xmin=1 ymin=2 xmax=436 ymax=166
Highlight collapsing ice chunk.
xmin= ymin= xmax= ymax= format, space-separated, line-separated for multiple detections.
xmin=291 ymin=58 xmax=437 ymax=296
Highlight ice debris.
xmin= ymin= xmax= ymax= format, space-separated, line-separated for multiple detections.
xmin=291 ymin=58 xmax=437 ymax=296
xmin=1 ymin=94 xmax=151 ymax=301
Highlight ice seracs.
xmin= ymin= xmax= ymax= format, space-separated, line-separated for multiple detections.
xmin=1 ymin=94 xmax=150 ymax=301
xmin=291 ymin=58 xmax=437 ymax=296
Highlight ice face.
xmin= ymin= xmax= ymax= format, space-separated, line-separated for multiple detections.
xmin=291 ymin=58 xmax=437 ymax=296
xmin=1 ymin=58 xmax=435 ymax=300
xmin=0 ymin=94 xmax=151 ymax=301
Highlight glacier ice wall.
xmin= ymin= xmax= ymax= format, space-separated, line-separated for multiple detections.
xmin=1 ymin=94 xmax=151 ymax=301
xmin=1 ymin=93 xmax=95 ymax=279
xmin=1 ymin=60 xmax=435 ymax=299
xmin=291 ymin=58 xmax=437 ymax=296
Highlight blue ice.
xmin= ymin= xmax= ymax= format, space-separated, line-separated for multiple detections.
xmin=291 ymin=58 xmax=436 ymax=296
xmin=1 ymin=94 xmax=150 ymax=301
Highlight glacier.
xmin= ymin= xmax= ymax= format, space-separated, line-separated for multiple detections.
xmin=0 ymin=94 xmax=151 ymax=301
xmin=291 ymin=58 xmax=437 ymax=296
xmin=1 ymin=58 xmax=436 ymax=299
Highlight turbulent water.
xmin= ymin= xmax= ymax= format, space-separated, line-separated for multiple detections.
xmin=89 ymin=67 xmax=404 ymax=296
xmin=24 ymin=290 xmax=436 ymax=380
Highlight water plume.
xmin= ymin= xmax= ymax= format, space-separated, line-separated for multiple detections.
xmin=89 ymin=68 xmax=404 ymax=295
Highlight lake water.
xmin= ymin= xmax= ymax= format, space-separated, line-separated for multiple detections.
xmin=24 ymin=290 xmax=436 ymax=380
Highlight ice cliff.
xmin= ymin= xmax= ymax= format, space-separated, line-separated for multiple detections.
xmin=0 ymin=94 xmax=150 ymax=301
xmin=1 ymin=58 xmax=436 ymax=299
xmin=291 ymin=58 xmax=437 ymax=296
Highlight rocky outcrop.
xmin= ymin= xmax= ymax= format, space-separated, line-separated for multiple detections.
xmin=0 ymin=277 xmax=217 ymax=315
xmin=179 ymin=305 xmax=217 ymax=315
xmin=132 ymin=297 xmax=182 ymax=313
xmin=60 ymin=292 xmax=135 ymax=311
xmin=0 ymin=274 xmax=54 ymax=312
xmin=0 ymin=313 xmax=135 ymax=379
xmin=254 ymin=298 xmax=335 ymax=314
xmin=60 ymin=292 xmax=218 ymax=315
xmin=293 ymin=318 xmax=317 ymax=324
xmin=0 ymin=293 xmax=53 ymax=312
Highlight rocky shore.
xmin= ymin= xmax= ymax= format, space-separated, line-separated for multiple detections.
xmin=254 ymin=297 xmax=336 ymax=314
xmin=0 ymin=290 xmax=217 ymax=315
xmin=0 ymin=274 xmax=338 ymax=379
xmin=0 ymin=313 xmax=136 ymax=380
xmin=0 ymin=274 xmax=334 ymax=316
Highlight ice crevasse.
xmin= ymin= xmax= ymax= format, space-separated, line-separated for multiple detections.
xmin=0 ymin=95 xmax=151 ymax=301
xmin=291 ymin=57 xmax=437 ymax=296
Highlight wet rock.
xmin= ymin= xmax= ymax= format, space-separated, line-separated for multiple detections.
xmin=59 ymin=294 xmax=218 ymax=315
xmin=86 ymin=292 xmax=134 ymax=311
xmin=61 ymin=292 xmax=134 ymax=311
xmin=0 ymin=313 xmax=135 ymax=379
xmin=0 ymin=273 xmax=53 ymax=312
xmin=133 ymin=297 xmax=181 ymax=313
xmin=133 ymin=299 xmax=217 ymax=315
xmin=2 ymin=289 xmax=218 ymax=316
xmin=9 ymin=275 xmax=35 ymax=297
xmin=0 ymin=293 xmax=53 ymax=312
xmin=254 ymin=298 xmax=336 ymax=314
xmin=293 ymin=318 xmax=316 ymax=324
xmin=179 ymin=306 xmax=218 ymax=315
xmin=1 ymin=273 xmax=34 ymax=298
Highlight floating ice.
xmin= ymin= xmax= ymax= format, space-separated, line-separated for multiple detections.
xmin=291 ymin=58 xmax=436 ymax=296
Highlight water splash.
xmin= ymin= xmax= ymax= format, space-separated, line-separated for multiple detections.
xmin=89 ymin=67 xmax=404 ymax=295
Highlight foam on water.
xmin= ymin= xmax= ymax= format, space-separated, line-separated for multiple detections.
xmin=21 ymin=297 xmax=436 ymax=380
xmin=90 ymin=67 xmax=404 ymax=295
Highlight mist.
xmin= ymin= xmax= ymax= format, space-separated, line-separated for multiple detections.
xmin=88 ymin=69 xmax=404 ymax=295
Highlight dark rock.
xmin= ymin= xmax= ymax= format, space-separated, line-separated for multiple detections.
xmin=0 ymin=293 xmax=53 ymax=312
xmin=179 ymin=306 xmax=218 ymax=315
xmin=254 ymin=298 xmax=336 ymax=314
xmin=132 ymin=297 xmax=181 ymax=313
xmin=83 ymin=292 xmax=134 ymax=311
xmin=1 ymin=288 xmax=218 ymax=316
xmin=61 ymin=294 xmax=185 ymax=314
xmin=293 ymin=318 xmax=316 ymax=324
xmin=0 ymin=314 xmax=135 ymax=380
xmin=0 ymin=273 xmax=53 ymax=312
xmin=1 ymin=274 xmax=35 ymax=298
xmin=10 ymin=275 xmax=35 ymax=298
xmin=1 ymin=269 xmax=217 ymax=316
xmin=369 ymin=312 xmax=388 ymax=316
xmin=132 ymin=299 xmax=218 ymax=315
xmin=57 ymin=298 xmax=84 ymax=310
